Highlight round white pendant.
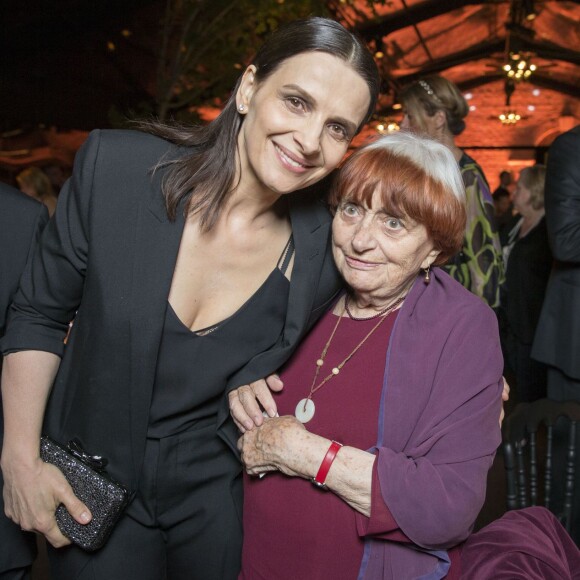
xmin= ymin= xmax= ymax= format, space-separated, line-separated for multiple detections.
xmin=295 ymin=398 xmax=315 ymax=423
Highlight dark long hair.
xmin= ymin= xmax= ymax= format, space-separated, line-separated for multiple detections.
xmin=145 ymin=17 xmax=380 ymax=231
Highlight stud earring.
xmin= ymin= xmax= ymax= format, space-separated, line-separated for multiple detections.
xmin=424 ymin=265 xmax=431 ymax=285
xmin=238 ymin=104 xmax=245 ymax=112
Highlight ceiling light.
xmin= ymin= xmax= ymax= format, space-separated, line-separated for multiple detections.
xmin=502 ymin=55 xmax=536 ymax=81
xmin=499 ymin=110 xmax=521 ymax=125
xmin=376 ymin=119 xmax=400 ymax=134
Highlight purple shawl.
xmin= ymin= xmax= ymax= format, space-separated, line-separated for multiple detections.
xmin=359 ymin=268 xmax=504 ymax=579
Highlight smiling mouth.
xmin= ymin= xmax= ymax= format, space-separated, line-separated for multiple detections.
xmin=274 ymin=144 xmax=312 ymax=171
xmin=345 ymin=255 xmax=379 ymax=269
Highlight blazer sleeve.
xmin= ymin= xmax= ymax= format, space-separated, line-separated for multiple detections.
xmin=0 ymin=189 xmax=48 ymax=337
xmin=0 ymin=131 xmax=101 ymax=357
xmin=544 ymin=128 xmax=580 ymax=264
xmin=374 ymin=303 xmax=503 ymax=549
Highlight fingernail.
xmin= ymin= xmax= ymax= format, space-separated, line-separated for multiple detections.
xmin=244 ymin=421 xmax=253 ymax=430
xmin=80 ymin=511 xmax=91 ymax=523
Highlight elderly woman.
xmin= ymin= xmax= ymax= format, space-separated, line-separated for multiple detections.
xmin=233 ymin=133 xmax=580 ymax=580
xmin=399 ymin=76 xmax=503 ymax=309
xmin=500 ymin=165 xmax=552 ymax=403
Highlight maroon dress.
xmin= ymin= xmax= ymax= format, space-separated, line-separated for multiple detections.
xmin=240 ymin=310 xmax=397 ymax=579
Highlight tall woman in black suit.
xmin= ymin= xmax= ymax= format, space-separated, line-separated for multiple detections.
xmin=0 ymin=18 xmax=379 ymax=580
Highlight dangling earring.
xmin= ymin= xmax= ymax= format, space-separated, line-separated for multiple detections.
xmin=424 ymin=265 xmax=431 ymax=285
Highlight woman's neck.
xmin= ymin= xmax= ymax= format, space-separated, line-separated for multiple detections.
xmin=436 ymin=130 xmax=463 ymax=163
xmin=340 ymin=284 xmax=412 ymax=318
xmin=222 ymin=187 xmax=288 ymax=229
xmin=519 ymin=208 xmax=544 ymax=238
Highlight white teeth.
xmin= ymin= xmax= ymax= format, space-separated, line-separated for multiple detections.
xmin=276 ymin=145 xmax=305 ymax=168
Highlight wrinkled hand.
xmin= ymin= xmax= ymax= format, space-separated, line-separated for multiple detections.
xmin=499 ymin=376 xmax=510 ymax=427
xmin=237 ymin=415 xmax=309 ymax=478
xmin=229 ymin=373 xmax=284 ymax=432
xmin=1 ymin=455 xmax=91 ymax=548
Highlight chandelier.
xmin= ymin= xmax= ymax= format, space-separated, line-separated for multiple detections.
xmin=499 ymin=110 xmax=522 ymax=124
xmin=502 ymin=53 xmax=537 ymax=80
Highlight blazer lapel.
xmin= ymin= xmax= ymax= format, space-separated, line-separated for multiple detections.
xmin=283 ymin=194 xmax=331 ymax=347
xmin=128 ymin=171 xmax=184 ymax=485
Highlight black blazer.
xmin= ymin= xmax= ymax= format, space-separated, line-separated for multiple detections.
xmin=0 ymin=182 xmax=47 ymax=573
xmin=532 ymin=125 xmax=580 ymax=379
xmin=1 ymin=130 xmax=341 ymax=493
xmin=0 ymin=183 xmax=48 ymax=338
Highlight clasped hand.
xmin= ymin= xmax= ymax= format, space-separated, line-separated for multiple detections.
xmin=228 ymin=374 xmax=283 ymax=432
xmin=237 ymin=415 xmax=308 ymax=478
xmin=1 ymin=453 xmax=91 ymax=548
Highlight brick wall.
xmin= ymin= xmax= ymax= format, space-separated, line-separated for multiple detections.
xmin=456 ymin=80 xmax=579 ymax=191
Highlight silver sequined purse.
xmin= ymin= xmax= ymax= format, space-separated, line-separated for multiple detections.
xmin=39 ymin=436 xmax=129 ymax=551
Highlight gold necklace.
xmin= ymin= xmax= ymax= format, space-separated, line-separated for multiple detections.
xmin=345 ymin=294 xmax=406 ymax=321
xmin=295 ymin=295 xmax=404 ymax=423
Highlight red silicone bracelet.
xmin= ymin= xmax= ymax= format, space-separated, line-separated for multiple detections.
xmin=312 ymin=440 xmax=343 ymax=489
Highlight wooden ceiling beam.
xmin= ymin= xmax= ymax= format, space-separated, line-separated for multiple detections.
xmin=355 ymin=0 xmax=487 ymax=39
xmin=529 ymin=74 xmax=580 ymax=98
xmin=387 ymin=39 xmax=578 ymax=88
xmin=390 ymin=39 xmax=505 ymax=85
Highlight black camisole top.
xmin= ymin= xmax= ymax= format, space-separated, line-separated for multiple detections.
xmin=147 ymin=237 xmax=294 ymax=438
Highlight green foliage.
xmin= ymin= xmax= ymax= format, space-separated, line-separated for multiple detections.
xmin=154 ymin=0 xmax=330 ymax=122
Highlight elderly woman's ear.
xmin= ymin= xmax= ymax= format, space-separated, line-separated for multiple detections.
xmin=421 ymin=249 xmax=441 ymax=270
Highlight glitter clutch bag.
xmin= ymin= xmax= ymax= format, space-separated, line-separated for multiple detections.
xmin=39 ymin=436 xmax=129 ymax=551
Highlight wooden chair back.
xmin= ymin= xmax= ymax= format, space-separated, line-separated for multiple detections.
xmin=502 ymin=398 xmax=580 ymax=532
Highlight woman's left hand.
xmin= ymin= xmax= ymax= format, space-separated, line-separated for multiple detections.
xmin=237 ymin=415 xmax=311 ymax=477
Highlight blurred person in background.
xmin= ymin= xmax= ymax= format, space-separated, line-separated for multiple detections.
xmin=494 ymin=171 xmax=517 ymax=245
xmin=16 ymin=167 xmax=58 ymax=217
xmin=400 ymin=75 xmax=503 ymax=309
xmin=493 ymin=170 xmax=513 ymax=198
xmin=532 ymin=125 xmax=580 ymax=544
xmin=499 ymin=165 xmax=551 ymax=403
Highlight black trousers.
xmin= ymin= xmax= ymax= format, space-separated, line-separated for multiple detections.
xmin=0 ymin=441 xmax=37 ymax=579
xmin=47 ymin=422 xmax=243 ymax=579
xmin=0 ymin=508 xmax=36 ymax=580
